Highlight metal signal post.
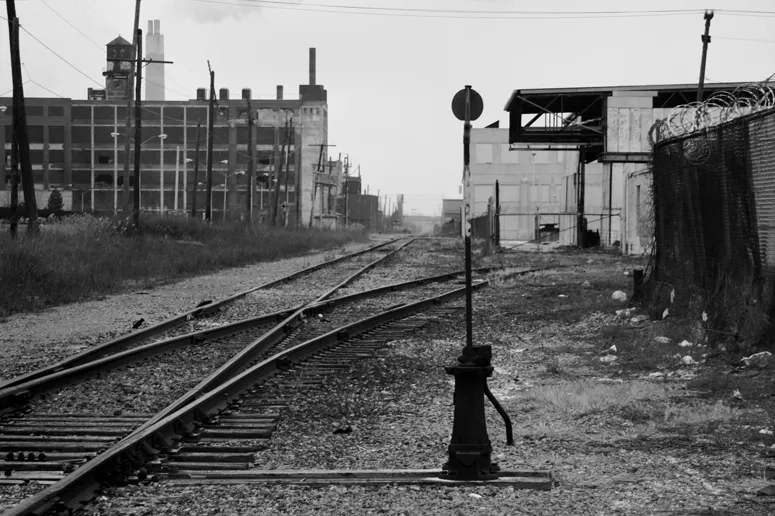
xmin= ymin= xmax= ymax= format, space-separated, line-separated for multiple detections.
xmin=443 ymin=86 xmax=512 ymax=482
xmin=462 ymin=86 xmax=474 ymax=348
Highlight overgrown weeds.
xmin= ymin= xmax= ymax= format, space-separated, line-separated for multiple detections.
xmin=0 ymin=214 xmax=367 ymax=314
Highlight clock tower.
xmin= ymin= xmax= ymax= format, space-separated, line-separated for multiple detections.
xmin=104 ymin=36 xmax=133 ymax=100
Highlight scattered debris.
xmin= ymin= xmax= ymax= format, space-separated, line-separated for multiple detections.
xmin=662 ymin=308 xmax=669 ymax=319
xmin=606 ymin=345 xmax=618 ymax=354
xmin=581 ymin=280 xmax=592 ymax=288
xmin=468 ymin=493 xmax=483 ymax=499
xmin=702 ymin=311 xmax=708 ymax=322
xmin=732 ymin=389 xmax=743 ymax=401
xmin=131 ymin=318 xmax=144 ymax=329
xmin=333 ymin=424 xmax=353 ymax=435
xmin=600 ymin=355 xmax=618 ymax=364
xmin=756 ymin=485 xmax=775 ymax=496
xmin=760 ymin=429 xmax=774 ymax=435
xmin=195 ymin=300 xmax=213 ymax=308
xmin=670 ymin=289 xmax=676 ymax=304
xmin=681 ymin=356 xmax=698 ymax=366
xmin=741 ymin=351 xmax=773 ymax=369
xmin=630 ymin=315 xmax=649 ymax=324
xmin=612 ymin=291 xmax=628 ymax=302
xmin=678 ymin=340 xmax=693 ymax=348
xmin=558 ymin=294 xmax=568 ymax=298
xmin=623 ymin=271 xmax=631 ymax=277
xmin=654 ymin=336 xmax=672 ymax=345
xmin=616 ymin=308 xmax=635 ymax=319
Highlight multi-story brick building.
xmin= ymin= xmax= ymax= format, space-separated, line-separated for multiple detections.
xmin=1 ymin=41 xmax=328 ymax=226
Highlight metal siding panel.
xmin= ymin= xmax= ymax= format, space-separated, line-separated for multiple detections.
xmin=607 ymin=107 xmax=618 ymax=152
xmin=630 ymin=108 xmax=642 ymax=153
xmin=618 ymin=109 xmax=630 ymax=153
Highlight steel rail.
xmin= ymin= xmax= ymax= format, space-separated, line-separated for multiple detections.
xmin=0 ymin=239 xmax=415 ymax=416
xmin=0 ymin=263 xmax=560 ymax=414
xmin=0 ymin=238 xmax=404 ymax=393
xmin=5 ymin=281 xmax=488 ymax=516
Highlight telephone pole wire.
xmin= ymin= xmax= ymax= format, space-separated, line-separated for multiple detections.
xmin=205 ymin=61 xmax=215 ymax=221
xmin=6 ymin=1 xmax=39 ymax=235
xmin=122 ymin=0 xmax=142 ymax=213
xmin=132 ymin=27 xmax=143 ymax=231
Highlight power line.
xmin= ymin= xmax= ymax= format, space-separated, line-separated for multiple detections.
xmin=74 ymin=0 xmax=119 ymax=38
xmin=40 ymin=0 xmax=104 ymax=52
xmin=28 ymin=79 xmax=65 ymax=98
xmin=189 ymin=0 xmax=775 ymax=19
xmin=188 ymin=0 xmax=702 ymax=19
xmin=15 ymin=22 xmax=103 ymax=87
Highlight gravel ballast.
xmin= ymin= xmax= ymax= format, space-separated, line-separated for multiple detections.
xmin=5 ymin=242 xmax=774 ymax=515
xmin=0 ymin=238 xmax=392 ymax=382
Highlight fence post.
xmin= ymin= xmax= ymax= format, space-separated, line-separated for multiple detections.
xmin=495 ymin=180 xmax=501 ymax=248
xmin=485 ymin=197 xmax=493 ymax=256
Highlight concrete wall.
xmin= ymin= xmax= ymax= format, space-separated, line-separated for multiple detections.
xmin=469 ymin=128 xmax=604 ymax=242
xmin=603 ymin=91 xmax=668 ymax=250
xmin=298 ymin=102 xmax=327 ymax=226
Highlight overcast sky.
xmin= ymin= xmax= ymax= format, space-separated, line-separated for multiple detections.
xmin=3 ymin=0 xmax=775 ymax=216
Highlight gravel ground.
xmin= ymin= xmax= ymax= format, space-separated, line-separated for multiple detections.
xmin=27 ymin=327 xmax=270 ymax=415
xmin=83 ymin=254 xmax=774 ymax=515
xmin=8 ymin=244 xmax=773 ymax=515
xmin=0 ymin=237 xmax=392 ymax=382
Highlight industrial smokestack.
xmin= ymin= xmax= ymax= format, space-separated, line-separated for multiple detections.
xmin=154 ymin=19 xmax=160 ymax=34
xmin=309 ymin=48 xmax=316 ymax=86
xmin=276 ymin=85 xmax=284 ymax=100
xmin=148 ymin=20 xmax=153 ymax=33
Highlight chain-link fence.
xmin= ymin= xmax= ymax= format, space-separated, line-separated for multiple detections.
xmin=649 ymin=106 xmax=775 ymax=347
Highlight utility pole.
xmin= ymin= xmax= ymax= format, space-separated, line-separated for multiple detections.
xmin=272 ymin=116 xmax=288 ymax=225
xmin=191 ymin=120 xmax=201 ymax=218
xmin=697 ymin=10 xmax=714 ymax=102
xmin=205 ymin=61 xmax=215 ymax=221
xmin=6 ymin=6 xmax=39 ymax=235
xmin=121 ymin=0 xmax=142 ymax=213
xmin=281 ymin=116 xmax=293 ymax=226
xmin=9 ymin=139 xmax=18 ymax=239
xmin=343 ymin=154 xmax=349 ymax=227
xmin=132 ymin=28 xmax=143 ymax=231
xmin=308 ymin=143 xmax=335 ymax=227
xmin=246 ymin=99 xmax=254 ymax=221
xmin=283 ymin=117 xmax=293 ymax=205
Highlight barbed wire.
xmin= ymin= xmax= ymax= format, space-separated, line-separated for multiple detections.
xmin=655 ymin=73 xmax=775 ymax=141
xmin=650 ymin=72 xmax=775 ymax=165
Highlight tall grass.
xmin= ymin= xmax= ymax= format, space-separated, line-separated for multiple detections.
xmin=0 ymin=214 xmax=367 ymax=315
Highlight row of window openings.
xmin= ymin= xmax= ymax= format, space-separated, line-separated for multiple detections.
xmin=8 ymin=171 xmax=297 ymax=186
xmin=70 ymin=107 xmax=302 ymax=121
xmin=5 ymin=127 xmax=295 ymax=145
xmin=7 ymin=151 xmax=293 ymax=166
xmin=6 ymin=105 xmax=312 ymax=122
xmin=474 ymin=144 xmax=567 ymax=165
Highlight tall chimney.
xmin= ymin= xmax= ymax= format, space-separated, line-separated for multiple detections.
xmin=276 ymin=85 xmax=284 ymax=100
xmin=309 ymin=48 xmax=316 ymax=86
xmin=148 ymin=20 xmax=154 ymax=34
xmin=154 ymin=19 xmax=160 ymax=34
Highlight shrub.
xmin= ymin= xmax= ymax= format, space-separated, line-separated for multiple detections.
xmin=47 ymin=189 xmax=64 ymax=211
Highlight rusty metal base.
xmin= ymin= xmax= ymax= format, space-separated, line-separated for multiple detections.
xmin=163 ymin=468 xmax=552 ymax=490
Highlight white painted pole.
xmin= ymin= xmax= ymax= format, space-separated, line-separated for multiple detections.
xmin=174 ymin=146 xmax=179 ymax=211
xmin=222 ymin=176 xmax=227 ymax=222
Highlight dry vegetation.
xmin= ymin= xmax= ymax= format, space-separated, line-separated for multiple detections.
xmin=0 ymin=214 xmax=367 ymax=315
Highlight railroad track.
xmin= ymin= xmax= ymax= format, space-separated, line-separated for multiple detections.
xmin=0 ymin=237 xmax=408 ymax=398
xmin=1 ymin=265 xmax=552 ymax=515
